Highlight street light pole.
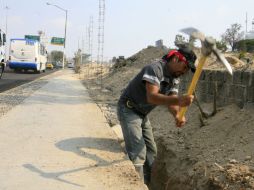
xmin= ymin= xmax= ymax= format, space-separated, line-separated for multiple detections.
xmin=46 ymin=2 xmax=68 ymax=69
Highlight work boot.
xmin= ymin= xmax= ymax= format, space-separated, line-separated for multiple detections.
xmin=143 ymin=166 xmax=151 ymax=186
xmin=143 ymin=159 xmax=154 ymax=186
xmin=134 ymin=165 xmax=144 ymax=182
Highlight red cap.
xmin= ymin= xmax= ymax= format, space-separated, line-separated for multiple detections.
xmin=166 ymin=50 xmax=188 ymax=65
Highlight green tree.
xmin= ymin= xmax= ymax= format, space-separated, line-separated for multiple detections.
xmin=236 ymin=39 xmax=254 ymax=52
xmin=50 ymin=51 xmax=63 ymax=62
xmin=235 ymin=40 xmax=247 ymax=52
xmin=216 ymin=40 xmax=227 ymax=52
xmin=221 ymin=23 xmax=244 ymax=51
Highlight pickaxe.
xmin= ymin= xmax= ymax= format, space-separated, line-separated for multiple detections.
xmin=177 ymin=27 xmax=233 ymax=123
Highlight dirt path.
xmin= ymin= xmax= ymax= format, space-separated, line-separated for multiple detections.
xmin=0 ymin=69 xmax=147 ymax=190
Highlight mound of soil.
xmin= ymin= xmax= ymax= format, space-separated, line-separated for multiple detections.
xmin=81 ymin=46 xmax=254 ymax=190
xmin=149 ymin=104 xmax=254 ymax=190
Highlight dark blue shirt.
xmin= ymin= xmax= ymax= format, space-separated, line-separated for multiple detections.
xmin=119 ymin=59 xmax=180 ymax=115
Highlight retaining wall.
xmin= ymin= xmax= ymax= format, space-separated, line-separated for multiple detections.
xmin=179 ymin=69 xmax=254 ymax=108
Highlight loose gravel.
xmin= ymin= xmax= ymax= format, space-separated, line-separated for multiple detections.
xmin=0 ymin=71 xmax=61 ymax=118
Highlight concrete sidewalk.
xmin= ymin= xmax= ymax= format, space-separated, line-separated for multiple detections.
xmin=0 ymin=70 xmax=146 ymax=190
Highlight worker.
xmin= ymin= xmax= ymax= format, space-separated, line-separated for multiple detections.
xmin=117 ymin=48 xmax=197 ymax=185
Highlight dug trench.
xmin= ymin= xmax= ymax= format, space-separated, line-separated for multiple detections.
xmin=81 ymin=46 xmax=254 ymax=190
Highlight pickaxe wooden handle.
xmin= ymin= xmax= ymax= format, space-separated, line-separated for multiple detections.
xmin=177 ymin=27 xmax=233 ymax=124
xmin=178 ymin=56 xmax=207 ymax=121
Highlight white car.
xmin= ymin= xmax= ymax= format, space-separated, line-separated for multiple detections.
xmin=67 ymin=63 xmax=74 ymax=68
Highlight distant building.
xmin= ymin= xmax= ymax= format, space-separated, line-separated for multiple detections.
xmin=155 ymin=39 xmax=163 ymax=47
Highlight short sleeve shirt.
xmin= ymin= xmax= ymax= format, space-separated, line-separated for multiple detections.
xmin=119 ymin=59 xmax=180 ymax=115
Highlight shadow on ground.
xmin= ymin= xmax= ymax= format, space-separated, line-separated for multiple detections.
xmin=23 ymin=137 xmax=126 ymax=187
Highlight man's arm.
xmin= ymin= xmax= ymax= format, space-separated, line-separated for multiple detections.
xmin=168 ymin=102 xmax=179 ymax=117
xmin=145 ymin=82 xmax=193 ymax=107
xmin=146 ymin=82 xmax=190 ymax=128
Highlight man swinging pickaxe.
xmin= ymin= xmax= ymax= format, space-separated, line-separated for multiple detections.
xmin=177 ymin=27 xmax=233 ymax=124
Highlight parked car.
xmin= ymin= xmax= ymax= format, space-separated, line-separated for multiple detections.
xmin=55 ymin=61 xmax=62 ymax=68
xmin=46 ymin=62 xmax=54 ymax=69
xmin=67 ymin=62 xmax=74 ymax=68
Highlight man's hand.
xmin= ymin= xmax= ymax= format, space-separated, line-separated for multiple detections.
xmin=178 ymin=95 xmax=194 ymax=107
xmin=175 ymin=114 xmax=186 ymax=128
xmin=168 ymin=104 xmax=186 ymax=128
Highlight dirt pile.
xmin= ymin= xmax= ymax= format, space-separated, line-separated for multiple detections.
xmin=203 ymin=52 xmax=254 ymax=71
xmin=149 ymin=104 xmax=254 ymax=190
xmin=81 ymin=46 xmax=254 ymax=190
xmin=209 ymin=161 xmax=254 ymax=189
xmin=113 ymin=46 xmax=168 ymax=69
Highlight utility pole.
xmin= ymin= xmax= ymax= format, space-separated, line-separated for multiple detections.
xmin=80 ymin=37 xmax=83 ymax=65
xmin=85 ymin=26 xmax=89 ymax=78
xmin=89 ymin=16 xmax=94 ymax=73
xmin=97 ymin=0 xmax=105 ymax=89
xmin=246 ymin=12 xmax=248 ymax=36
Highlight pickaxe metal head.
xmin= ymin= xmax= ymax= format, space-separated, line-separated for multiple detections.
xmin=180 ymin=27 xmax=233 ymax=75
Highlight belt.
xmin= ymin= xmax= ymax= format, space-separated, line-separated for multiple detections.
xmin=123 ymin=99 xmax=147 ymax=118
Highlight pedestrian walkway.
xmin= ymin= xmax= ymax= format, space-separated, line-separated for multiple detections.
xmin=0 ymin=70 xmax=147 ymax=190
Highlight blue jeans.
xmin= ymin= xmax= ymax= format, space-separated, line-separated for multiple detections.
xmin=117 ymin=101 xmax=157 ymax=181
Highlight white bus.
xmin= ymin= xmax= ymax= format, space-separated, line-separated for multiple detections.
xmin=9 ymin=38 xmax=47 ymax=73
xmin=0 ymin=29 xmax=6 ymax=78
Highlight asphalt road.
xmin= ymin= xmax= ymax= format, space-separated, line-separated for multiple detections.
xmin=0 ymin=67 xmax=58 ymax=93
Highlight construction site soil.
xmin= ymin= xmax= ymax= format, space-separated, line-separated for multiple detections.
xmin=81 ymin=46 xmax=254 ymax=190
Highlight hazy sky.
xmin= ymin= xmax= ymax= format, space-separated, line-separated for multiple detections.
xmin=0 ymin=0 xmax=254 ymax=60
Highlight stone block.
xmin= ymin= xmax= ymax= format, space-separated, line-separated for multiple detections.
xmin=251 ymin=71 xmax=254 ymax=88
xmin=197 ymin=81 xmax=206 ymax=95
xmin=224 ymin=85 xmax=231 ymax=98
xmin=234 ymin=85 xmax=246 ymax=101
xmin=233 ymin=70 xmax=243 ymax=84
xmin=200 ymin=71 xmax=206 ymax=80
xmin=247 ymin=88 xmax=254 ymax=102
xmin=228 ymin=85 xmax=236 ymax=99
xmin=217 ymin=82 xmax=226 ymax=97
xmin=206 ymin=71 xmax=213 ymax=82
xmin=207 ymin=81 xmax=215 ymax=95
xmin=205 ymin=94 xmax=214 ymax=103
xmin=242 ymin=71 xmax=251 ymax=86
xmin=198 ymin=93 xmax=206 ymax=102
xmin=217 ymin=96 xmax=226 ymax=107
xmin=215 ymin=70 xmax=224 ymax=82
xmin=224 ymin=71 xmax=233 ymax=83
xmin=227 ymin=98 xmax=236 ymax=104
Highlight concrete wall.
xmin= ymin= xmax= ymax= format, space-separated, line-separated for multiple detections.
xmin=179 ymin=70 xmax=254 ymax=108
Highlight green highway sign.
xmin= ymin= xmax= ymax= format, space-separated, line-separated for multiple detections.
xmin=25 ymin=35 xmax=40 ymax=41
xmin=51 ymin=37 xmax=65 ymax=46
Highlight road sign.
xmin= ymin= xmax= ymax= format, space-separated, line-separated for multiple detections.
xmin=51 ymin=37 xmax=65 ymax=46
xmin=25 ymin=35 xmax=40 ymax=41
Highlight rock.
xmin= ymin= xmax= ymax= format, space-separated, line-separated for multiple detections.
xmin=225 ymin=163 xmax=235 ymax=169
xmin=229 ymin=159 xmax=238 ymax=164
xmin=245 ymin=156 xmax=252 ymax=161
